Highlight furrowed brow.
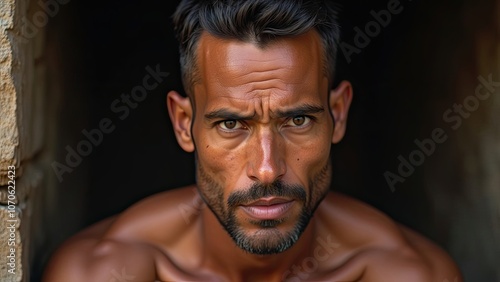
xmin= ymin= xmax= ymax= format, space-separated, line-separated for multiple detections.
xmin=204 ymin=108 xmax=255 ymax=121
xmin=274 ymin=104 xmax=325 ymax=118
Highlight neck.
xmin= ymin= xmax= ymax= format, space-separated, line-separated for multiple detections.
xmin=200 ymin=205 xmax=317 ymax=282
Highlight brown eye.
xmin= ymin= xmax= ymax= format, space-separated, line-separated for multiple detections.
xmin=218 ymin=120 xmax=242 ymax=130
xmin=224 ymin=120 xmax=237 ymax=129
xmin=285 ymin=116 xmax=311 ymax=127
xmin=292 ymin=116 xmax=305 ymax=126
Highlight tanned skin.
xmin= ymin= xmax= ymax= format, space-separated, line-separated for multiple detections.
xmin=43 ymin=31 xmax=462 ymax=282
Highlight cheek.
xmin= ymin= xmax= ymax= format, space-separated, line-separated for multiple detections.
xmin=287 ymin=130 xmax=332 ymax=183
xmin=193 ymin=126 xmax=243 ymax=184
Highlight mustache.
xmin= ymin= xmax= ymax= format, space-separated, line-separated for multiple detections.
xmin=227 ymin=180 xmax=306 ymax=208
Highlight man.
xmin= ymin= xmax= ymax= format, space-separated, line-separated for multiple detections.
xmin=43 ymin=0 xmax=462 ymax=281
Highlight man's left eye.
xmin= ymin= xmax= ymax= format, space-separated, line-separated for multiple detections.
xmin=285 ymin=116 xmax=311 ymax=127
xmin=218 ymin=120 xmax=244 ymax=130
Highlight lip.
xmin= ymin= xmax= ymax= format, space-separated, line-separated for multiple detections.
xmin=240 ymin=198 xmax=294 ymax=220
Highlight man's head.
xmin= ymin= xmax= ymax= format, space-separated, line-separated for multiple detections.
xmin=168 ymin=0 xmax=352 ymax=255
xmin=172 ymin=0 xmax=341 ymax=96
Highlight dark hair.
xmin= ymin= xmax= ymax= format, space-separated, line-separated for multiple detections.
xmin=172 ymin=0 xmax=341 ymax=96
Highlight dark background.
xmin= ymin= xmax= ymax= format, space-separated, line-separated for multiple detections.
xmin=34 ymin=0 xmax=499 ymax=280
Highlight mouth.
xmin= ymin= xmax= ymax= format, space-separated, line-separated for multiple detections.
xmin=240 ymin=198 xmax=295 ymax=220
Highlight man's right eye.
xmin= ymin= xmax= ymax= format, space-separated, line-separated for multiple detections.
xmin=218 ymin=120 xmax=243 ymax=130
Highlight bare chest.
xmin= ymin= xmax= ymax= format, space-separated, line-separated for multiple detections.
xmin=153 ymin=250 xmax=366 ymax=282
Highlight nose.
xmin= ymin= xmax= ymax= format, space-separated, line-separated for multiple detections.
xmin=246 ymin=129 xmax=286 ymax=184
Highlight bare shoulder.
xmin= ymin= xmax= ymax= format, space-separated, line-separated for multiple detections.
xmin=42 ymin=230 xmax=158 ymax=282
xmin=104 ymin=185 xmax=203 ymax=243
xmin=318 ymin=192 xmax=463 ymax=282
xmin=43 ymin=186 xmax=202 ymax=282
xmin=396 ymin=225 xmax=463 ymax=282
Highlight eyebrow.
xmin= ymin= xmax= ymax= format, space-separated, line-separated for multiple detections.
xmin=204 ymin=104 xmax=324 ymax=122
xmin=204 ymin=109 xmax=256 ymax=121
xmin=274 ymin=104 xmax=325 ymax=119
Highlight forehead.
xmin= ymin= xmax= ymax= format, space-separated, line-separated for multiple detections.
xmin=194 ymin=30 xmax=328 ymax=108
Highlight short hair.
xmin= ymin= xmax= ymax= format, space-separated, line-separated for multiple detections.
xmin=172 ymin=0 xmax=341 ymax=96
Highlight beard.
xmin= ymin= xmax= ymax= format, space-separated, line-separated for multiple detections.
xmin=196 ymin=159 xmax=332 ymax=255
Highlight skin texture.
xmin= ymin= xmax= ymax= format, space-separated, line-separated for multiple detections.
xmin=43 ymin=31 xmax=463 ymax=282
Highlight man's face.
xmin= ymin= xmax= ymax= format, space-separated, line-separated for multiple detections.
xmin=180 ymin=31 xmax=342 ymax=255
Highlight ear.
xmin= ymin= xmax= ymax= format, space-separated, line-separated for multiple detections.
xmin=167 ymin=91 xmax=195 ymax=152
xmin=329 ymin=80 xmax=353 ymax=144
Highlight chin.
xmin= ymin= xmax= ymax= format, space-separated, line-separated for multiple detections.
xmin=227 ymin=209 xmax=312 ymax=255
xmin=233 ymin=228 xmax=298 ymax=255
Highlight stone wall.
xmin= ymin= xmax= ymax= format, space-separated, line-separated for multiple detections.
xmin=0 ymin=0 xmax=85 ymax=281
xmin=1 ymin=0 xmax=42 ymax=280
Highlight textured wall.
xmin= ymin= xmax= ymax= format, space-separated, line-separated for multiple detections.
xmin=0 ymin=0 xmax=49 ymax=280
xmin=0 ymin=1 xmax=32 ymax=281
xmin=426 ymin=1 xmax=500 ymax=279
xmin=1 ymin=0 xmax=36 ymax=280
xmin=399 ymin=0 xmax=500 ymax=280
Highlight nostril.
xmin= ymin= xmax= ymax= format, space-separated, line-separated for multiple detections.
xmin=248 ymin=175 xmax=259 ymax=182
